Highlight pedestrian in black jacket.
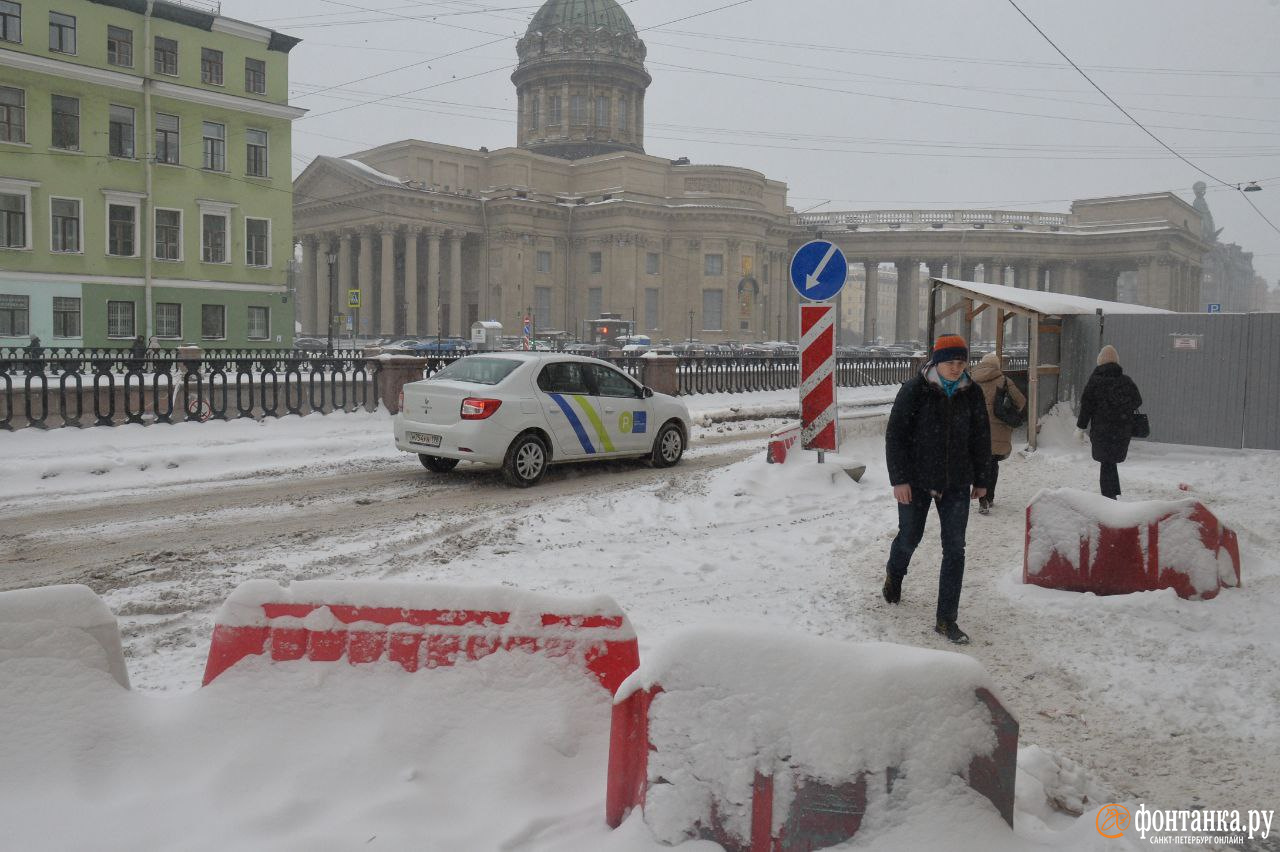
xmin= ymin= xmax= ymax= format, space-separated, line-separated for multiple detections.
xmin=1075 ymin=344 xmax=1143 ymax=499
xmin=882 ymin=334 xmax=991 ymax=644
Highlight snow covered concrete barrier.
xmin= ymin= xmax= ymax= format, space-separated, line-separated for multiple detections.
xmin=0 ymin=584 xmax=131 ymax=689
xmin=606 ymin=628 xmax=1018 ymax=850
xmin=765 ymin=422 xmax=801 ymax=464
xmin=202 ymin=580 xmax=639 ymax=692
xmin=1024 ymin=488 xmax=1241 ymax=600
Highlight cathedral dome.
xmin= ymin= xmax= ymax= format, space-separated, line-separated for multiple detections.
xmin=513 ymin=0 xmax=650 ymax=159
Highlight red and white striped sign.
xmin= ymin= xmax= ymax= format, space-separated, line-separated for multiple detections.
xmin=800 ymin=303 xmax=838 ymax=451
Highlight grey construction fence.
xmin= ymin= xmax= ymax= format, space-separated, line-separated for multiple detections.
xmin=1060 ymin=312 xmax=1280 ymax=451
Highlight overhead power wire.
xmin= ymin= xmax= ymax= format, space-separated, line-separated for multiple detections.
xmin=1004 ymin=0 xmax=1280 ymax=237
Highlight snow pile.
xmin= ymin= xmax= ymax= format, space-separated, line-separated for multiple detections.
xmin=0 ymin=584 xmax=130 ymax=688
xmin=620 ymin=627 xmax=1001 ymax=845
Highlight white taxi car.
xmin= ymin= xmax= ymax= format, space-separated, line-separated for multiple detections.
xmin=393 ymin=352 xmax=691 ymax=487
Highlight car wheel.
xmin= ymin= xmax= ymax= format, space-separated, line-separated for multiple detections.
xmin=650 ymin=421 xmax=685 ymax=468
xmin=419 ymin=454 xmax=459 ymax=473
xmin=502 ymin=433 xmax=548 ymax=487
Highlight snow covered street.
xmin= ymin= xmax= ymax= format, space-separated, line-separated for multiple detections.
xmin=2 ymin=388 xmax=1277 ymax=850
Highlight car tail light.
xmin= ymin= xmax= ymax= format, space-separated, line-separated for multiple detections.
xmin=460 ymin=397 xmax=502 ymax=420
xmin=397 ymin=388 xmax=404 ymax=411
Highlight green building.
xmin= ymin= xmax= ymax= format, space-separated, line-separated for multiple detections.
xmin=0 ymin=0 xmax=302 ymax=350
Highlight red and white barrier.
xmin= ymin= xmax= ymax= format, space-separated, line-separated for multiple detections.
xmin=1024 ymin=489 xmax=1241 ymax=600
xmin=606 ymin=629 xmax=1018 ymax=850
xmin=0 ymin=584 xmax=131 ymax=689
xmin=799 ymin=303 xmax=838 ymax=452
xmin=765 ymin=422 xmax=802 ymax=464
xmin=202 ymin=580 xmax=639 ymax=692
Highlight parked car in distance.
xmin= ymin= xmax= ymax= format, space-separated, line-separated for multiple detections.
xmin=393 ymin=352 xmax=691 ymax=486
xmin=620 ymin=343 xmax=650 ymax=355
xmin=563 ymin=342 xmax=612 ymax=358
xmin=292 ymin=337 xmax=328 ymax=351
xmin=411 ymin=338 xmax=472 ymax=354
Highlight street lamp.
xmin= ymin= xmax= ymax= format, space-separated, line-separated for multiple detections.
xmin=687 ymin=309 xmax=694 ymax=344
xmin=326 ymin=250 xmax=338 ymax=351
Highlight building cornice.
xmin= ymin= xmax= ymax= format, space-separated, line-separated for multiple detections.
xmin=0 ymin=269 xmax=284 ymax=291
xmin=151 ymin=80 xmax=307 ymax=120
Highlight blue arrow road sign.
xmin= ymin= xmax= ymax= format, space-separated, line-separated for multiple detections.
xmin=789 ymin=240 xmax=848 ymax=302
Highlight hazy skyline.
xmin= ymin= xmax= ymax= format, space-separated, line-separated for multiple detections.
xmin=230 ymin=0 xmax=1280 ymax=285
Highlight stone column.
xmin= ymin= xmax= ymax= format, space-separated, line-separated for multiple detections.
xmin=449 ymin=231 xmax=464 ymax=337
xmin=426 ymin=230 xmax=442 ymax=337
xmin=1187 ymin=264 xmax=1202 ymax=311
xmin=316 ymin=236 xmax=332 ymax=337
xmin=298 ymin=236 xmax=314 ymax=338
xmin=404 ymin=226 xmax=420 ymax=336
xmin=338 ymin=230 xmax=354 ymax=340
xmin=862 ymin=260 xmax=878 ymax=344
xmin=894 ymin=259 xmax=919 ymax=344
xmin=358 ymin=227 xmax=375 ymax=336
xmin=380 ymin=224 xmax=395 ymax=335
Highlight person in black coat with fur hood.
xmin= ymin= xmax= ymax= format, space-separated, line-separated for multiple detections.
xmin=1075 ymin=344 xmax=1142 ymax=500
xmin=882 ymin=334 xmax=991 ymax=645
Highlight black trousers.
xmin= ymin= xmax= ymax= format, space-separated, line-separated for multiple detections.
xmin=1100 ymin=461 xmax=1121 ymax=499
xmin=886 ymin=487 xmax=970 ymax=622
xmin=985 ymin=453 xmax=1007 ymax=501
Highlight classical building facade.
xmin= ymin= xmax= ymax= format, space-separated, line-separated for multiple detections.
xmin=0 ymin=0 xmax=303 ymax=349
xmin=292 ymin=0 xmax=1216 ymax=347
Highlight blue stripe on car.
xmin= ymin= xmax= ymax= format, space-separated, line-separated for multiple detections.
xmin=547 ymin=393 xmax=595 ymax=454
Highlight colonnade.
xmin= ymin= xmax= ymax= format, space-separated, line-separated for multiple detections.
xmin=296 ymin=227 xmax=469 ymax=340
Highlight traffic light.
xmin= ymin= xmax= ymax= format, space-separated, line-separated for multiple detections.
xmin=601 ymin=326 xmax=609 ymax=334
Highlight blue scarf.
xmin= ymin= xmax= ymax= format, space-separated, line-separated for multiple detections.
xmin=939 ymin=373 xmax=963 ymax=398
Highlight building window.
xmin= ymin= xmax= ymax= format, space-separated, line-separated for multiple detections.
xmin=247 ymin=305 xmax=269 ymax=340
xmin=529 ymin=97 xmax=539 ymax=131
xmin=107 ymin=203 xmax=136 ymax=256
xmin=549 ymin=95 xmax=561 ymax=125
xmin=155 ymin=112 xmax=179 ymax=164
xmin=200 ymin=47 xmax=223 ymax=85
xmin=108 ymin=104 xmax=134 ymax=158
xmin=0 ymin=293 xmax=29 ymax=335
xmin=533 ymin=286 xmax=551 ymax=330
xmin=201 ymin=304 xmax=225 ymax=339
xmin=51 ymin=94 xmax=78 ymax=150
xmin=595 ymin=95 xmax=610 ymax=128
xmin=0 ymin=192 xmax=24 ymax=247
xmin=155 ymin=208 xmax=181 ymax=260
xmin=570 ymin=94 xmax=585 ymax=125
xmin=704 ymin=253 xmax=724 ymax=276
xmin=536 ymin=249 xmax=551 ymax=274
xmin=155 ymin=302 xmax=181 ymax=338
xmin=0 ymin=2 xmax=20 ymax=44
xmin=245 ymin=57 xmax=265 ymax=94
xmin=702 ymin=289 xmax=723 ymax=331
xmin=589 ymin=251 xmax=602 ymax=274
xmin=0 ymin=85 xmax=24 ymax=143
xmin=53 ymin=296 xmax=80 ymax=337
xmin=48 ymin=10 xmax=74 ymax=54
xmin=107 ymin=300 xmax=134 ymax=338
xmin=201 ymin=213 xmax=227 ymax=263
xmin=587 ymin=287 xmax=602 ymax=321
xmin=245 ymin=217 xmax=269 ymax=267
xmin=645 ymin=288 xmax=659 ymax=331
xmin=50 ymin=197 xmax=79 ymax=253
xmin=245 ymin=128 xmax=267 ymax=176
xmin=107 ymin=25 xmax=132 ymax=67
xmin=619 ymin=97 xmax=629 ymax=132
xmin=646 ymin=251 xmax=659 ymax=275
xmin=202 ymin=121 xmax=225 ymax=171
xmin=154 ymin=36 xmax=177 ymax=75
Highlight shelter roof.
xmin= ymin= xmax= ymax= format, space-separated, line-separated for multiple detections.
xmin=932 ymin=278 xmax=1173 ymax=318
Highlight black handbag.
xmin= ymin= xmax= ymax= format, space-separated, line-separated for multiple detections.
xmin=1131 ymin=411 xmax=1150 ymax=439
xmin=994 ymin=382 xmax=1026 ymax=427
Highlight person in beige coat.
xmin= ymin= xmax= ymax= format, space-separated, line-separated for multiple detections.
xmin=969 ymin=351 xmax=1027 ymax=514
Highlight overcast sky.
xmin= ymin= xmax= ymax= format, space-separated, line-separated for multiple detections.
xmin=226 ymin=0 xmax=1280 ymax=284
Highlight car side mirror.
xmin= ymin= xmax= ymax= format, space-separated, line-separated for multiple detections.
xmin=642 ymin=386 xmax=654 ymax=398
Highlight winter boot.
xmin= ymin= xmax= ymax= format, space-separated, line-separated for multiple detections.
xmin=978 ymin=497 xmax=991 ymax=515
xmin=934 ymin=619 xmax=970 ymax=645
xmin=882 ymin=573 xmax=902 ymax=604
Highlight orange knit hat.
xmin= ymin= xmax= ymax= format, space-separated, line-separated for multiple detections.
xmin=931 ymin=334 xmax=969 ymax=365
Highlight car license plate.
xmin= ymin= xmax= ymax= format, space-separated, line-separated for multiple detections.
xmin=407 ymin=431 xmax=442 ymax=448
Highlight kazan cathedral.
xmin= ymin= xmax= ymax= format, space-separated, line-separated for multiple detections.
xmin=292 ymin=0 xmax=806 ymax=344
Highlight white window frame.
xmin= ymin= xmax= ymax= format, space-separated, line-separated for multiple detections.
xmin=646 ymin=251 xmax=659 ymax=275
xmin=0 ymin=1 xmax=21 ymax=45
xmin=52 ymin=295 xmax=81 ymax=338
xmin=50 ymin=92 xmax=78 ymax=150
xmin=154 ymin=35 xmax=178 ymax=76
xmin=48 ymin=195 xmax=82 ymax=254
xmin=107 ymin=24 xmax=133 ymax=68
xmin=201 ymin=120 xmax=225 ymax=171
xmin=102 ymin=190 xmax=143 ymax=258
xmin=588 ymin=250 xmax=602 ymax=274
xmin=704 ymin=253 xmax=724 ymax=277
xmin=108 ymin=103 xmax=135 ymax=159
xmin=0 ymin=177 xmax=37 ymax=250
xmin=244 ymin=57 xmax=266 ymax=95
xmin=154 ymin=112 xmax=179 ymax=165
xmin=154 ymin=301 xmax=182 ymax=339
xmin=154 ymin=206 xmax=183 ymax=261
xmin=48 ymin=10 xmax=75 ymax=55
xmin=244 ymin=127 xmax=268 ymax=177
xmin=106 ymin=299 xmax=135 ymax=339
xmin=244 ymin=216 xmax=270 ymax=268
xmin=197 ymin=199 xmax=235 ymax=265
xmin=200 ymin=46 xmax=224 ymax=86
xmin=246 ymin=305 xmax=269 ymax=340
xmin=536 ymin=249 xmax=551 ymax=274
xmin=0 ymin=84 xmax=26 ymax=145
xmin=200 ymin=302 xmax=226 ymax=341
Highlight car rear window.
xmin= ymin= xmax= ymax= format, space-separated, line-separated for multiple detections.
xmin=428 ymin=357 xmax=521 ymax=386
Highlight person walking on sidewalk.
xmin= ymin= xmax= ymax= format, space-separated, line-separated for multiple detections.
xmin=1075 ymin=344 xmax=1142 ymax=500
xmin=970 ymin=351 xmax=1027 ymax=515
xmin=883 ymin=334 xmax=991 ymax=645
